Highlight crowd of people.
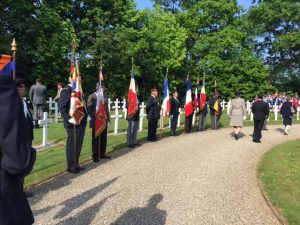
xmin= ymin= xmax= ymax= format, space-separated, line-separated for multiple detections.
xmin=1 ymin=73 xmax=300 ymax=225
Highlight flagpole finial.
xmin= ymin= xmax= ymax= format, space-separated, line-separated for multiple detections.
xmin=11 ymin=38 xmax=17 ymax=52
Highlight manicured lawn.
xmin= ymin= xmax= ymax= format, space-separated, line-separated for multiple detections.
xmin=259 ymin=139 xmax=300 ymax=225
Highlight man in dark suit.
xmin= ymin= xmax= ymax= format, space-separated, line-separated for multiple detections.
xmin=16 ymin=78 xmax=34 ymax=145
xmin=146 ymin=88 xmax=161 ymax=141
xmin=251 ymin=94 xmax=270 ymax=143
xmin=170 ymin=90 xmax=180 ymax=136
xmin=58 ymin=78 xmax=87 ymax=173
xmin=87 ymin=86 xmax=111 ymax=162
xmin=0 ymin=75 xmax=36 ymax=225
xmin=29 ymin=79 xmax=47 ymax=128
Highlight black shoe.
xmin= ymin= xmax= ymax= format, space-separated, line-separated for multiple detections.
xmin=128 ymin=145 xmax=135 ymax=148
xmin=253 ymin=139 xmax=261 ymax=143
xmin=25 ymin=191 xmax=34 ymax=198
xmin=100 ymin=155 xmax=111 ymax=159
xmin=93 ymin=159 xmax=100 ymax=163
xmin=67 ymin=168 xmax=80 ymax=174
xmin=76 ymin=166 xmax=85 ymax=171
xmin=134 ymin=143 xmax=141 ymax=147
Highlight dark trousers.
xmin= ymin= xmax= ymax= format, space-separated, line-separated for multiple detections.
xmin=170 ymin=116 xmax=178 ymax=135
xmin=210 ymin=114 xmax=220 ymax=129
xmin=66 ymin=123 xmax=86 ymax=170
xmin=127 ymin=121 xmax=139 ymax=145
xmin=198 ymin=114 xmax=206 ymax=131
xmin=253 ymin=120 xmax=264 ymax=141
xmin=92 ymin=127 xmax=107 ymax=160
xmin=148 ymin=119 xmax=158 ymax=141
xmin=185 ymin=114 xmax=193 ymax=133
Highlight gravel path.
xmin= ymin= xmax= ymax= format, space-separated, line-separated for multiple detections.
xmin=29 ymin=124 xmax=300 ymax=225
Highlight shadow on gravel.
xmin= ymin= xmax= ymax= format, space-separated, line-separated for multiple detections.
xmin=276 ymin=128 xmax=285 ymax=134
xmin=110 ymin=194 xmax=166 ymax=225
xmin=54 ymin=177 xmax=119 ymax=219
xmin=59 ymin=193 xmax=117 ymax=225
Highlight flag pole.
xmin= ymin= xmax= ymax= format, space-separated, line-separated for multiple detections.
xmin=98 ymin=60 xmax=103 ymax=158
xmin=11 ymin=38 xmax=17 ymax=80
xmin=160 ymin=67 xmax=169 ymax=139
xmin=214 ymin=80 xmax=217 ymax=130
xmin=72 ymin=39 xmax=77 ymax=171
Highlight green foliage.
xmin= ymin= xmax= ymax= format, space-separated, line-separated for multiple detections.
xmin=5 ymin=0 xmax=300 ymax=100
xmin=248 ymin=0 xmax=300 ymax=93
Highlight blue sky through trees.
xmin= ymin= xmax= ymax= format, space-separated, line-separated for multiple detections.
xmin=136 ymin=0 xmax=252 ymax=9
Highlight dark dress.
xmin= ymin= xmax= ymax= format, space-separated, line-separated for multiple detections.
xmin=280 ymin=101 xmax=295 ymax=126
xmin=0 ymin=75 xmax=36 ymax=225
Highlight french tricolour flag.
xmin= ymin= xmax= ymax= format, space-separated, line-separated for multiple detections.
xmin=185 ymin=79 xmax=193 ymax=117
xmin=127 ymin=71 xmax=138 ymax=118
xmin=199 ymin=80 xmax=206 ymax=110
xmin=162 ymin=77 xmax=170 ymax=117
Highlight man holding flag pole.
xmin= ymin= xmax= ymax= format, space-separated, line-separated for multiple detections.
xmin=59 ymin=40 xmax=87 ymax=173
xmin=184 ymin=75 xmax=194 ymax=134
xmin=209 ymin=80 xmax=222 ymax=130
xmin=126 ymin=59 xmax=140 ymax=148
xmin=87 ymin=64 xmax=111 ymax=162
xmin=160 ymin=68 xmax=170 ymax=139
xmin=198 ymin=78 xmax=208 ymax=131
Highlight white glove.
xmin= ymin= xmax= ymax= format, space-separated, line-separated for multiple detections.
xmin=107 ymin=121 xmax=110 ymax=128
xmin=68 ymin=117 xmax=77 ymax=125
xmin=170 ymin=115 xmax=174 ymax=119
xmin=243 ymin=116 xmax=247 ymax=120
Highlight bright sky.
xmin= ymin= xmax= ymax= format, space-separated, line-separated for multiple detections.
xmin=136 ymin=0 xmax=252 ymax=9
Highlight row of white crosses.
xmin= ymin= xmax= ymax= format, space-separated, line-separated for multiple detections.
xmin=38 ymin=98 xmax=300 ymax=147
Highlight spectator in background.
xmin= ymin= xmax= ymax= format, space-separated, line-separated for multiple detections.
xmin=251 ymin=94 xmax=269 ymax=143
xmin=229 ymin=91 xmax=247 ymax=140
xmin=29 ymin=79 xmax=47 ymax=128
xmin=280 ymin=97 xmax=297 ymax=135
xmin=53 ymin=82 xmax=63 ymax=102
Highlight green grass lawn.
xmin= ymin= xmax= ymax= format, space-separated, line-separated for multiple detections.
xmin=259 ymin=139 xmax=300 ymax=225
xmin=26 ymin=110 xmax=299 ymax=188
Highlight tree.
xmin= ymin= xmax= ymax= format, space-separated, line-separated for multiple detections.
xmin=248 ymin=0 xmax=300 ymax=93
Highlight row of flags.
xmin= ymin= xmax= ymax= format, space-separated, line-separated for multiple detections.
xmin=161 ymin=77 xmax=207 ymax=118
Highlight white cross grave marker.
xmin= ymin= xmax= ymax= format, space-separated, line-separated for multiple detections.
xmin=38 ymin=112 xmax=53 ymax=147
xmin=111 ymin=99 xmax=122 ymax=135
xmin=139 ymin=102 xmax=146 ymax=131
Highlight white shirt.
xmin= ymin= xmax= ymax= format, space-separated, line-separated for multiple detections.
xmin=22 ymin=98 xmax=30 ymax=118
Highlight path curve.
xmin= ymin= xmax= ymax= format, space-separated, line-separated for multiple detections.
xmin=29 ymin=124 xmax=300 ymax=225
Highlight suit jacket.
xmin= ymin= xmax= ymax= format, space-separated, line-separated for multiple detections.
xmin=0 ymin=75 xmax=36 ymax=225
xmin=21 ymin=99 xmax=34 ymax=142
xmin=280 ymin=101 xmax=295 ymax=117
xmin=251 ymin=100 xmax=269 ymax=120
xmin=170 ymin=98 xmax=180 ymax=117
xmin=146 ymin=96 xmax=161 ymax=120
xmin=209 ymin=97 xmax=222 ymax=116
xmin=58 ymin=85 xmax=87 ymax=129
xmin=29 ymin=83 xmax=47 ymax=105
xmin=87 ymin=92 xmax=110 ymax=129
xmin=229 ymin=97 xmax=246 ymax=117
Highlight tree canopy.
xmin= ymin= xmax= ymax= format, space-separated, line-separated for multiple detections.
xmin=0 ymin=0 xmax=298 ymax=100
